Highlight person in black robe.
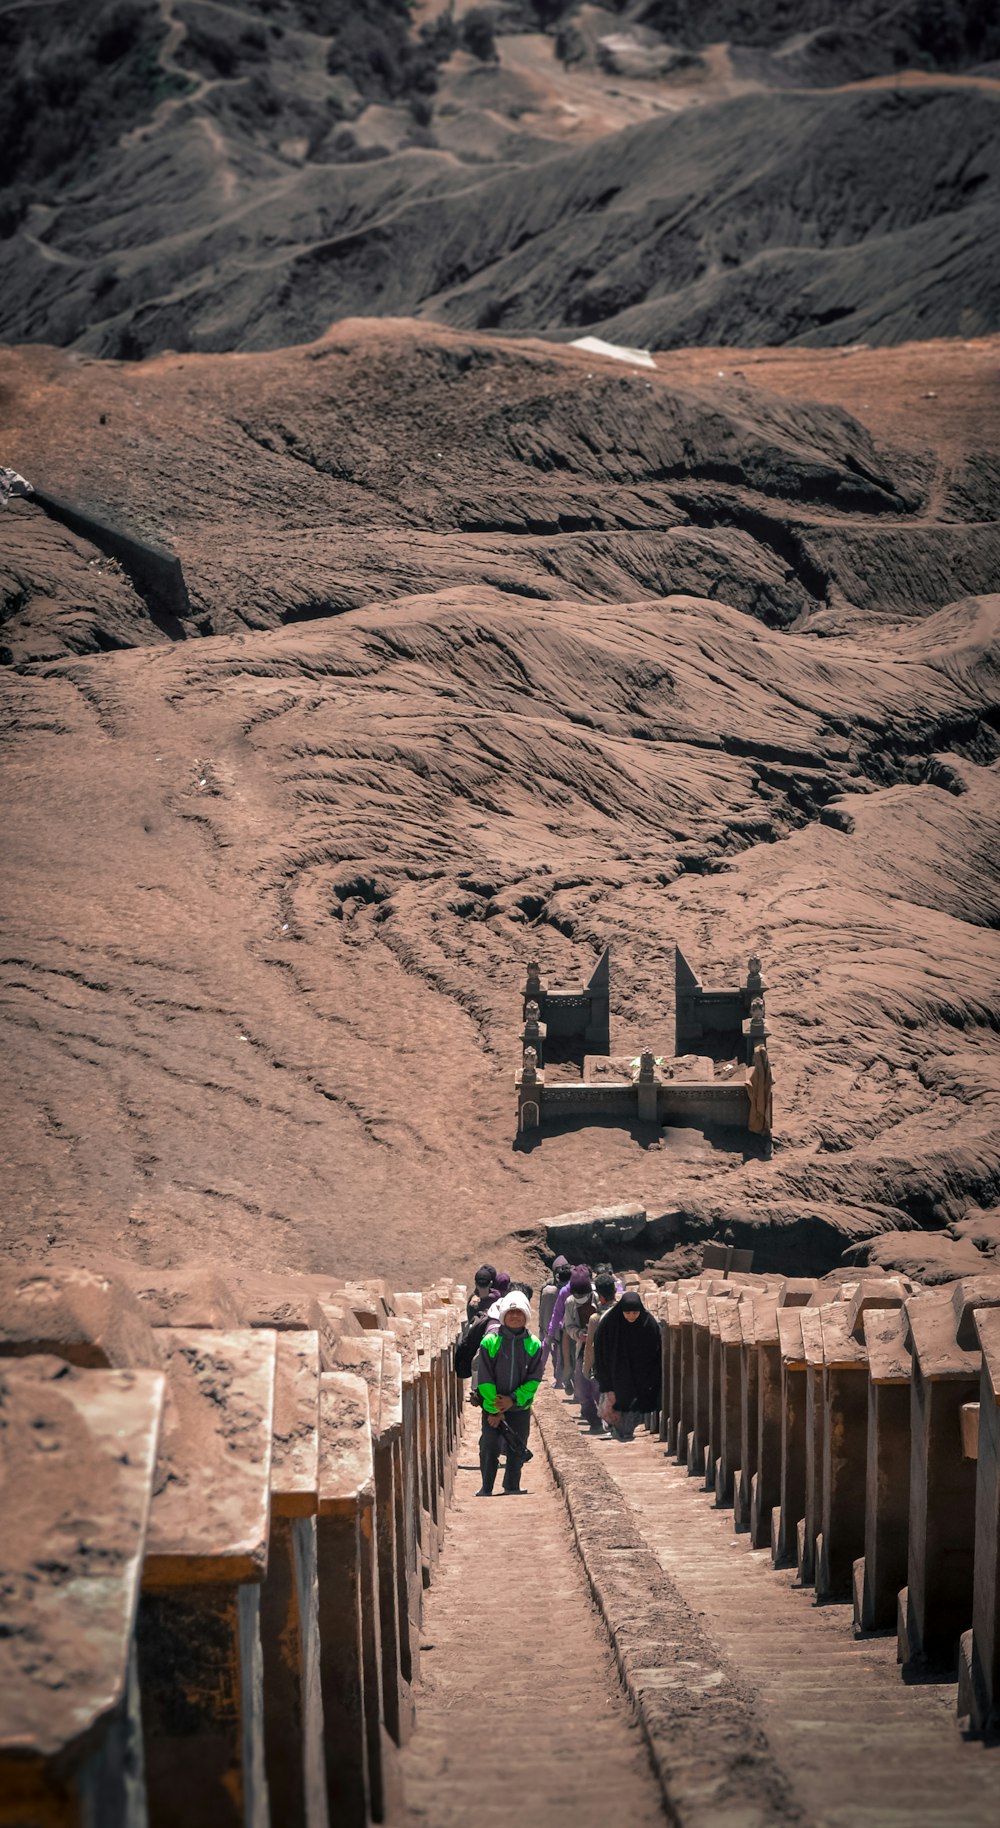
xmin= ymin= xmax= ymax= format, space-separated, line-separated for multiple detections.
xmin=592 ymin=1289 xmax=662 ymax=1441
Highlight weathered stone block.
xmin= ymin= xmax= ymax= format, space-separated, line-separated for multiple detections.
xmin=797 ymin=1307 xmax=826 ymax=1585
xmin=138 ymin=1328 xmax=277 ymax=1828
xmin=0 ymin=1265 xmax=159 ymax=1368
xmin=0 ymin=1358 xmax=164 ymax=1828
xmin=124 ymin=1265 xmax=246 ymax=1330
xmin=544 ymin=1201 xmax=647 ymax=1256
xmin=318 ymin=1370 xmax=383 ymax=1828
xmin=774 ymin=1308 xmax=807 ymax=1567
xmin=261 ymin=1333 xmax=325 ymax=1828
xmin=857 ymin=1306 xmax=912 ymax=1633
xmin=904 ymin=1292 xmax=980 ymax=1667
xmin=816 ymin=1303 xmax=869 ymax=1601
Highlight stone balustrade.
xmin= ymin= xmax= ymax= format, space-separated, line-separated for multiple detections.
xmin=0 ymin=1265 xmax=465 ymax=1827
xmin=647 ymin=1264 xmax=1000 ymax=1734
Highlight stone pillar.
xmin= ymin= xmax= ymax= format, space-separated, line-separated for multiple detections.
xmin=797 ymin=1307 xmax=826 ymax=1585
xmin=657 ymin=1309 xmax=671 ymax=1445
xmin=715 ymin=1298 xmax=744 ymax=1509
xmin=815 ymin=1304 xmax=870 ymax=1602
xmin=374 ymin=1351 xmax=406 ymax=1747
xmin=416 ymin=1347 xmax=435 ymax=1583
xmin=138 ymin=1328 xmax=278 ymax=1828
xmin=317 ymin=1371 xmax=375 ymax=1828
xmin=261 ymin=1332 xmax=326 ymax=1828
xmin=635 ymin=1048 xmax=659 ymax=1126
xmin=675 ymin=1296 xmax=696 ymax=1467
xmin=660 ymin=1295 xmax=679 ymax=1453
xmin=705 ymin=1297 xmax=725 ymax=1492
xmin=750 ymin=1295 xmax=781 ymax=1551
xmin=774 ymin=1308 xmax=807 ymax=1568
xmin=686 ymin=1291 xmax=712 ymax=1478
xmin=902 ymin=1287 xmax=992 ymax=1668
xmin=745 ymin=995 xmax=769 ymax=1066
xmin=736 ymin=1299 xmax=760 ymax=1534
xmin=960 ymin=1309 xmax=1000 ymax=1730
xmin=856 ymin=1308 xmax=912 ymax=1635
xmin=0 ymin=1358 xmax=164 ymax=1828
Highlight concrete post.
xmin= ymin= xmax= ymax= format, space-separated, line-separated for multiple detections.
xmin=317 ymin=1371 xmax=375 ymax=1828
xmin=687 ymin=1291 xmax=712 ymax=1478
xmin=750 ymin=1295 xmax=781 ymax=1552
xmin=675 ymin=1295 xmax=696 ymax=1466
xmin=138 ymin=1329 xmax=278 ymax=1828
xmin=959 ymin=1308 xmax=1000 ymax=1730
xmin=715 ymin=1298 xmax=744 ymax=1508
xmin=774 ymin=1309 xmax=807 ymax=1567
xmin=261 ymin=1332 xmax=326 ymax=1828
xmin=902 ymin=1291 xmax=985 ymax=1667
xmin=705 ymin=1297 xmax=725 ymax=1492
xmin=0 ymin=1358 xmax=164 ymax=1828
xmin=815 ymin=1304 xmax=870 ymax=1602
xmin=856 ymin=1308 xmax=912 ymax=1635
xmin=736 ymin=1300 xmax=761 ymax=1534
xmin=797 ymin=1308 xmax=826 ymax=1586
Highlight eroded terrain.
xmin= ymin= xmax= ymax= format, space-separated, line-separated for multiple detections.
xmin=2 ymin=325 xmax=998 ymax=1283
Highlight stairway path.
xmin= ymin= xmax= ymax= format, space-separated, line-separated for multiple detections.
xmin=399 ymin=1408 xmax=667 ymax=1826
xmin=573 ymin=1414 xmax=1000 ymax=1828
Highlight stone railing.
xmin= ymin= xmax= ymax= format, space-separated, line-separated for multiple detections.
xmin=0 ymin=1264 xmax=465 ymax=1828
xmin=645 ymin=1268 xmax=1000 ymax=1735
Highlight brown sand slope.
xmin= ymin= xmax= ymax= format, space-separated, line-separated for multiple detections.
xmin=1 ymin=327 xmax=998 ymax=1284
xmin=2 ymin=322 xmax=998 ymax=663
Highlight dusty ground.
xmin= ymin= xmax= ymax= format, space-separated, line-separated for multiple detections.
xmin=401 ymin=1408 xmax=667 ymax=1826
xmin=1 ymin=325 xmax=998 ymax=1286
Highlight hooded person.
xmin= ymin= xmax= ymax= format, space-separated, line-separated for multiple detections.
xmin=592 ymin=1289 xmax=662 ymax=1441
xmin=538 ymin=1256 xmax=570 ymax=1374
xmin=454 ymin=1299 xmax=502 ymax=1380
xmin=562 ymin=1266 xmax=597 ymax=1410
xmin=545 ymin=1263 xmax=583 ymax=1393
xmin=473 ymin=1290 xmax=543 ymax=1496
xmin=494 ymin=1271 xmax=512 ymax=1297
xmin=466 ymin=1264 xmax=500 ymax=1325
xmin=581 ymin=1271 xmax=619 ymax=1429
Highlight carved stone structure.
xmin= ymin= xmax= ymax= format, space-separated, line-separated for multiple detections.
xmin=515 ymin=946 xmax=770 ymax=1138
xmin=522 ymin=948 xmax=610 ymax=1055
xmin=675 ymin=947 xmax=764 ymax=1057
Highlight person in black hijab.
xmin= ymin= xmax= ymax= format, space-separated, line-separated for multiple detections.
xmin=592 ymin=1289 xmax=662 ymax=1441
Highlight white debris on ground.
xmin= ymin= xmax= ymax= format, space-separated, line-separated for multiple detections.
xmin=569 ymin=335 xmax=657 ymax=370
xmin=0 ymin=467 xmax=33 ymax=507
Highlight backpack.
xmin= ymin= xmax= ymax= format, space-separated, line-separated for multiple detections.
xmin=455 ymin=1312 xmax=490 ymax=1379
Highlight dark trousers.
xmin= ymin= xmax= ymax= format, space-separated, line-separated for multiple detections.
xmin=479 ymin=1407 xmax=531 ymax=1493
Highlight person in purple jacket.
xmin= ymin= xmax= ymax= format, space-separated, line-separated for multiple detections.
xmin=538 ymin=1256 xmax=570 ymax=1384
xmin=546 ymin=1263 xmax=590 ymax=1393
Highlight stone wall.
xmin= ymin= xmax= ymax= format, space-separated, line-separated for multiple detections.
xmin=0 ymin=1264 xmax=465 ymax=1827
xmin=644 ymin=1265 xmax=1000 ymax=1734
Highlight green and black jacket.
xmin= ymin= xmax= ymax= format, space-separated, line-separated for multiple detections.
xmin=474 ymin=1326 xmax=543 ymax=1413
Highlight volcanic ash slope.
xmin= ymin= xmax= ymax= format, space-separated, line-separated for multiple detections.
xmin=0 ymin=326 xmax=998 ymax=1281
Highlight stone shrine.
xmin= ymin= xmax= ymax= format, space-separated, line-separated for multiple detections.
xmin=516 ymin=947 xmax=771 ymax=1137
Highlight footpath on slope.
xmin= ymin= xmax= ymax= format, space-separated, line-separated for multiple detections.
xmin=400 ymin=1405 xmax=667 ymax=1827
xmin=538 ymin=1391 xmax=1000 ymax=1828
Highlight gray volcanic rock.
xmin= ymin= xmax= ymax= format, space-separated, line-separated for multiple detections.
xmin=0 ymin=3 xmax=998 ymax=357
xmin=545 ymin=1202 xmax=648 ymax=1255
